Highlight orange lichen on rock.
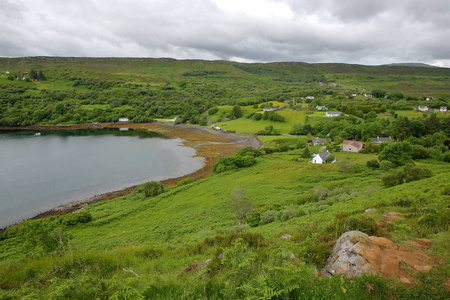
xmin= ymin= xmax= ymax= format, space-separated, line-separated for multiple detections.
xmin=322 ymin=231 xmax=434 ymax=285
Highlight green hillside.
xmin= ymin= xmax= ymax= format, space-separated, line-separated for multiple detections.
xmin=0 ymin=58 xmax=449 ymax=299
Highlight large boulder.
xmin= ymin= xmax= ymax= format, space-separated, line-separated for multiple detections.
xmin=321 ymin=231 xmax=433 ymax=284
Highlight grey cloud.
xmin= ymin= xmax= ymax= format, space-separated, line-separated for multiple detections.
xmin=0 ymin=0 xmax=449 ymax=67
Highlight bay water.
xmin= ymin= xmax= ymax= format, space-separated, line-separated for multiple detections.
xmin=0 ymin=129 xmax=204 ymax=228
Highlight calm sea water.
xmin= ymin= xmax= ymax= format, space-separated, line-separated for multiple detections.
xmin=0 ymin=129 xmax=204 ymax=228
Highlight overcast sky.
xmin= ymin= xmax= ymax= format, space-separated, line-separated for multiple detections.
xmin=1 ymin=0 xmax=450 ymax=67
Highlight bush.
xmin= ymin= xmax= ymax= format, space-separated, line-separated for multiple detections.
xmin=236 ymin=147 xmax=261 ymax=157
xmin=412 ymin=145 xmax=430 ymax=159
xmin=366 ymin=159 xmax=379 ymax=168
xmin=279 ymin=207 xmax=298 ymax=222
xmin=208 ymin=107 xmax=218 ymax=115
xmin=176 ymin=178 xmax=195 ymax=187
xmin=296 ymin=193 xmax=319 ymax=205
xmin=382 ymin=163 xmax=432 ymax=187
xmin=213 ymin=155 xmax=256 ymax=173
xmin=62 ymin=211 xmax=93 ymax=226
xmin=441 ymin=152 xmax=450 ymax=162
xmin=259 ymin=210 xmax=277 ymax=225
xmin=379 ymin=160 xmax=395 ymax=171
xmin=314 ymin=187 xmax=328 ymax=200
xmin=135 ymin=181 xmax=164 ymax=197
xmin=245 ymin=204 xmax=281 ymax=227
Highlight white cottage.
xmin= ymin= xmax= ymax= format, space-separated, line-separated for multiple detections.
xmin=312 ymin=151 xmax=333 ymax=164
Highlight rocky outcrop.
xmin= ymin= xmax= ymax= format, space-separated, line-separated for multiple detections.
xmin=321 ymin=231 xmax=433 ymax=284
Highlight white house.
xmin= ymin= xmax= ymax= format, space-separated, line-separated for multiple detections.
xmin=418 ymin=106 xmax=428 ymax=112
xmin=312 ymin=151 xmax=334 ymax=164
xmin=316 ymin=105 xmax=327 ymax=111
xmin=306 ymin=96 xmax=315 ymax=100
xmin=364 ymin=93 xmax=373 ymax=97
xmin=118 ymin=117 xmax=129 ymax=122
xmin=440 ymin=107 xmax=447 ymax=112
xmin=325 ymin=112 xmax=342 ymax=117
xmin=263 ymin=107 xmax=277 ymax=112
xmin=342 ymin=140 xmax=363 ymax=152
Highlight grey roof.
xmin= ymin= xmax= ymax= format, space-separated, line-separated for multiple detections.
xmin=319 ymin=151 xmax=331 ymax=160
xmin=371 ymin=136 xmax=392 ymax=143
xmin=312 ymin=138 xmax=327 ymax=144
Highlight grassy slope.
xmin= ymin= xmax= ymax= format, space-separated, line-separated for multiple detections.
xmin=0 ymin=146 xmax=449 ymax=298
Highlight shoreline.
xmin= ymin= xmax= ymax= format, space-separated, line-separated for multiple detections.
xmin=0 ymin=122 xmax=261 ymax=232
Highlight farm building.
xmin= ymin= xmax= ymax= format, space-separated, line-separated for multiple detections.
xmin=342 ymin=140 xmax=363 ymax=152
xmin=118 ymin=117 xmax=129 ymax=122
xmin=312 ymin=151 xmax=334 ymax=164
xmin=312 ymin=138 xmax=327 ymax=145
xmin=325 ymin=112 xmax=342 ymax=117
xmin=418 ymin=106 xmax=428 ymax=112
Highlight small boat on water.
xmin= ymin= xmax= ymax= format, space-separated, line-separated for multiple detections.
xmin=35 ymin=132 xmax=41 ymax=136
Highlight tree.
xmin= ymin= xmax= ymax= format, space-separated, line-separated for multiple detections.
xmin=409 ymin=118 xmax=426 ymax=138
xmin=290 ymin=123 xmax=303 ymax=135
xmin=231 ymin=105 xmax=242 ymax=119
xmin=378 ymin=142 xmax=413 ymax=167
xmin=390 ymin=116 xmax=411 ymax=141
xmin=301 ymin=146 xmax=311 ymax=158
xmin=229 ymin=187 xmax=254 ymax=223
xmin=372 ymin=89 xmax=386 ymax=98
xmin=424 ymin=113 xmax=440 ymax=135
xmin=37 ymin=70 xmax=47 ymax=81
xmin=29 ymin=69 xmax=38 ymax=80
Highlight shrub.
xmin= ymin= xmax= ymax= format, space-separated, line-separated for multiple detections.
xmin=259 ymin=210 xmax=277 ymax=225
xmin=366 ymin=159 xmax=379 ymax=168
xmin=213 ymin=155 xmax=256 ymax=173
xmin=208 ymin=107 xmax=218 ymax=115
xmin=314 ymin=187 xmax=328 ymax=200
xmin=176 ymin=177 xmax=195 ymax=187
xmin=412 ymin=145 xmax=430 ymax=159
xmin=245 ymin=204 xmax=281 ymax=227
xmin=236 ymin=147 xmax=261 ymax=157
xmin=62 ymin=211 xmax=93 ymax=226
xmin=135 ymin=181 xmax=164 ymax=197
xmin=337 ymin=161 xmax=352 ymax=173
xmin=441 ymin=152 xmax=450 ymax=162
xmin=252 ymin=113 xmax=262 ymax=121
xmin=382 ymin=163 xmax=432 ymax=187
xmin=379 ymin=160 xmax=395 ymax=171
xmin=279 ymin=206 xmax=298 ymax=222
xmin=296 ymin=193 xmax=319 ymax=205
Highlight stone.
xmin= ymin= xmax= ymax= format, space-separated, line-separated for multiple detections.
xmin=321 ymin=230 xmax=433 ymax=284
xmin=364 ymin=208 xmax=377 ymax=213
xmin=281 ymin=234 xmax=293 ymax=239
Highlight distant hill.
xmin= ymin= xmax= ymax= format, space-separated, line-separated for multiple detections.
xmin=382 ymin=62 xmax=441 ymax=68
